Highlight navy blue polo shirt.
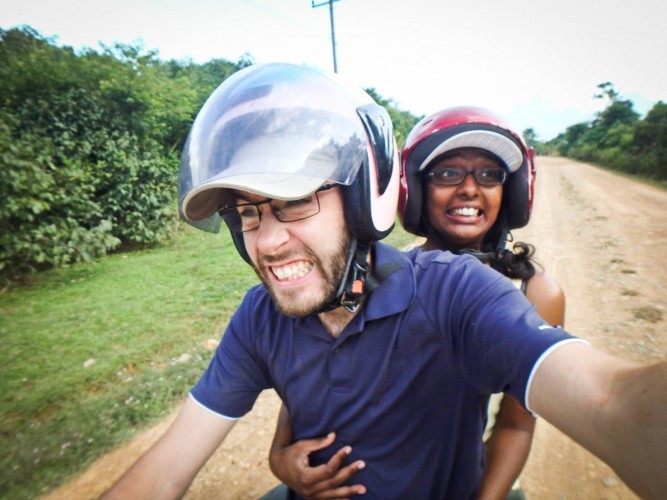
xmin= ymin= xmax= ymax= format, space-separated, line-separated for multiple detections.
xmin=191 ymin=243 xmax=578 ymax=499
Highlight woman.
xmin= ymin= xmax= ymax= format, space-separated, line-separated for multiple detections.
xmin=266 ymin=107 xmax=565 ymax=500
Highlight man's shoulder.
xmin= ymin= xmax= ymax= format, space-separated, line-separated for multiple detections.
xmin=405 ymin=247 xmax=480 ymax=271
xmin=242 ymin=282 xmax=270 ymax=301
xmin=374 ymin=243 xmax=471 ymax=287
xmin=401 ymin=248 xmax=510 ymax=305
xmin=235 ymin=283 xmax=278 ymax=319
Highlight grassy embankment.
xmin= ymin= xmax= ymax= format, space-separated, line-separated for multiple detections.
xmin=0 ymin=219 xmax=415 ymax=499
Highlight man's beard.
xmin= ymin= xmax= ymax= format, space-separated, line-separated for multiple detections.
xmin=252 ymin=230 xmax=352 ymax=316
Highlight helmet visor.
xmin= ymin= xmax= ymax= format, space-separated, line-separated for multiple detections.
xmin=178 ymin=63 xmax=371 ymax=230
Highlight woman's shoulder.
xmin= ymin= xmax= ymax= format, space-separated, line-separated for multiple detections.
xmin=524 ymin=270 xmax=566 ymax=326
xmin=526 ymin=270 xmax=562 ymax=293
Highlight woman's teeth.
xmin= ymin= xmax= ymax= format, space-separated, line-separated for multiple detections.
xmin=450 ymin=207 xmax=480 ymax=216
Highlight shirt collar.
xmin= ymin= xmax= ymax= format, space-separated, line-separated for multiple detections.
xmin=362 ymin=242 xmax=415 ymax=322
xmin=295 ymin=242 xmax=416 ymax=335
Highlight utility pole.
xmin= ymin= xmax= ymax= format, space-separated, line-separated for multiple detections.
xmin=312 ymin=0 xmax=339 ymax=73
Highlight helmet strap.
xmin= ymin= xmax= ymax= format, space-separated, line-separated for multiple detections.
xmin=458 ymin=248 xmax=496 ymax=264
xmin=340 ymin=240 xmax=372 ymax=313
xmin=318 ymin=238 xmax=371 ymax=313
xmin=492 ymin=225 xmax=509 ymax=258
xmin=423 ymin=216 xmax=510 ymax=265
xmin=492 ymin=211 xmax=511 ymax=260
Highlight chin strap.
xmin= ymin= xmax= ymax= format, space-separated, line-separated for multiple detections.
xmin=338 ymin=239 xmax=371 ymax=313
xmin=318 ymin=239 xmax=370 ymax=313
xmin=320 ymin=239 xmax=402 ymax=314
xmin=458 ymin=248 xmax=496 ymax=263
xmin=457 ymin=226 xmax=511 ymax=264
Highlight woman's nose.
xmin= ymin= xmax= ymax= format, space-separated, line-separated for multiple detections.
xmin=456 ymin=172 xmax=480 ymax=195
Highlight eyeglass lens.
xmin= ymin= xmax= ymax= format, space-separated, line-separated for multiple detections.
xmin=219 ymin=192 xmax=322 ymax=233
xmin=427 ymin=167 xmax=507 ymax=186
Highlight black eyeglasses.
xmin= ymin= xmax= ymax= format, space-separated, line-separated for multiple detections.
xmin=426 ymin=166 xmax=508 ymax=187
xmin=219 ymin=184 xmax=336 ymax=233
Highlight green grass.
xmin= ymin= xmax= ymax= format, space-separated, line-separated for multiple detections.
xmin=0 ymin=222 xmax=259 ymax=499
xmin=0 ymin=219 xmax=415 ymax=499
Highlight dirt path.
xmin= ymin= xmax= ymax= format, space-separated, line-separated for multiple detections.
xmin=43 ymin=157 xmax=666 ymax=499
xmin=514 ymin=157 xmax=666 ymax=499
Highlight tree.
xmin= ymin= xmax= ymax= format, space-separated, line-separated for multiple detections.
xmin=594 ymin=81 xmax=619 ymax=102
xmin=596 ymin=100 xmax=640 ymax=130
xmin=523 ymin=128 xmax=539 ymax=148
xmin=364 ymin=87 xmax=421 ymax=148
xmin=630 ymin=101 xmax=667 ymax=179
xmin=593 ymin=82 xmax=639 ymax=129
xmin=551 ymin=122 xmax=589 ymax=156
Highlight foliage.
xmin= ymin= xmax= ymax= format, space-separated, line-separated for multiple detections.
xmin=546 ymin=82 xmax=666 ymax=181
xmin=630 ymin=101 xmax=667 ymax=178
xmin=0 ymin=26 xmax=240 ymax=279
xmin=522 ymin=128 xmax=538 ymax=148
xmin=364 ymin=87 xmax=422 ymax=148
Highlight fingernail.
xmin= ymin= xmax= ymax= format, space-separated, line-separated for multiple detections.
xmin=344 ymin=446 xmax=352 ymax=454
xmin=357 ymin=460 xmax=366 ymax=469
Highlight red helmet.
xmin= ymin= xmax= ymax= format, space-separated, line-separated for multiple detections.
xmin=399 ymin=106 xmax=536 ymax=244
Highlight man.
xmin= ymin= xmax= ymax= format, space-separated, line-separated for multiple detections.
xmin=267 ymin=107 xmax=563 ymax=499
xmin=104 ymin=63 xmax=666 ymax=499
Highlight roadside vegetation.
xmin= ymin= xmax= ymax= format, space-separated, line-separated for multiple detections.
xmin=541 ymin=82 xmax=667 ymax=184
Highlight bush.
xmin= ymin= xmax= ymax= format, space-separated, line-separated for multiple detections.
xmin=0 ymin=27 xmax=200 ymax=277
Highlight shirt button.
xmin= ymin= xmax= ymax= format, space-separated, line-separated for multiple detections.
xmin=333 ymin=347 xmax=341 ymax=354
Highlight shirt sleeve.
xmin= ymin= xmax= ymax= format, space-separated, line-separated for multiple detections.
xmin=190 ymin=287 xmax=272 ymax=419
xmin=428 ymin=253 xmax=578 ymax=406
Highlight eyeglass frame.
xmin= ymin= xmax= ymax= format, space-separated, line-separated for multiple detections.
xmin=425 ymin=165 xmax=508 ymax=187
xmin=218 ymin=184 xmax=336 ymax=233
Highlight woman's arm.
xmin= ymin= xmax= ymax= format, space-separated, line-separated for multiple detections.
xmin=525 ymin=271 xmax=566 ymax=327
xmin=478 ymin=395 xmax=535 ymax=500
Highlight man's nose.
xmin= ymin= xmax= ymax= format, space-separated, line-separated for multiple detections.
xmin=254 ymin=207 xmax=289 ymax=253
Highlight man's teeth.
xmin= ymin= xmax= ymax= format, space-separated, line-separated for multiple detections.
xmin=451 ymin=207 xmax=480 ymax=216
xmin=272 ymin=261 xmax=312 ymax=281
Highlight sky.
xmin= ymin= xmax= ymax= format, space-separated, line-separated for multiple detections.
xmin=3 ymin=0 xmax=666 ymax=141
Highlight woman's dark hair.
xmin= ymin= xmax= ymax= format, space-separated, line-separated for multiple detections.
xmin=490 ymin=240 xmax=538 ymax=281
xmin=422 ymin=224 xmax=539 ymax=282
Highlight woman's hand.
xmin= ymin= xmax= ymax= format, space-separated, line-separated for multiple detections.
xmin=269 ymin=406 xmax=366 ymax=499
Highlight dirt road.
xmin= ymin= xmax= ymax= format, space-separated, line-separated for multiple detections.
xmin=43 ymin=157 xmax=666 ymax=499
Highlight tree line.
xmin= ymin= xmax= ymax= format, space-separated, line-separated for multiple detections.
xmin=2 ymin=27 xmax=665 ymax=281
xmin=540 ymin=82 xmax=667 ymax=181
xmin=0 ymin=26 xmax=420 ymax=280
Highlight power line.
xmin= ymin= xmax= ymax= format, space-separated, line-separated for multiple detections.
xmin=311 ymin=0 xmax=339 ymax=73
